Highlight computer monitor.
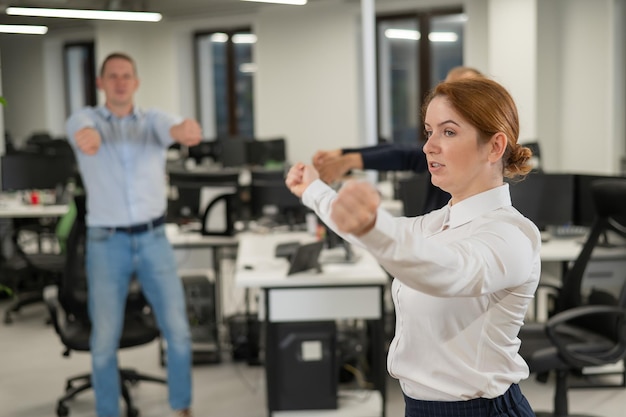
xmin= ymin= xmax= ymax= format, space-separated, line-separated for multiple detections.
xmin=395 ymin=172 xmax=431 ymax=216
xmin=1 ymin=152 xmax=77 ymax=191
xmin=219 ymin=137 xmax=252 ymax=168
xmin=249 ymin=178 xmax=308 ymax=226
xmin=187 ymin=140 xmax=221 ymax=164
xmin=507 ymin=172 xmax=575 ymax=230
xmin=246 ymin=138 xmax=286 ymax=168
xmin=167 ymin=168 xmax=240 ymax=224
xmin=573 ymin=173 xmax=626 ymax=226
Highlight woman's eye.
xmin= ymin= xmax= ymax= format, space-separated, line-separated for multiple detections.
xmin=424 ymin=130 xmax=432 ymax=139
xmin=444 ymin=129 xmax=455 ymax=137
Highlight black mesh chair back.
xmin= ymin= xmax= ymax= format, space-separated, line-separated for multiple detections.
xmin=556 ymin=179 xmax=626 ymax=316
xmin=57 ymin=193 xmax=89 ymax=324
xmin=518 ymin=178 xmax=626 ymax=417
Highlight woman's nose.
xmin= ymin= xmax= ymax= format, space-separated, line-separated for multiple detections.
xmin=423 ymin=137 xmax=435 ymax=154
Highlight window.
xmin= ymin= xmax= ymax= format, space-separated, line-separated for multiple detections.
xmin=377 ymin=9 xmax=465 ymax=145
xmin=63 ymin=42 xmax=96 ymax=117
xmin=195 ymin=29 xmax=256 ymax=139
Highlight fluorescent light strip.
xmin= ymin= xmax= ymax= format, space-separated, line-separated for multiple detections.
xmin=0 ymin=24 xmax=48 ymax=35
xmin=429 ymin=32 xmax=458 ymax=43
xmin=6 ymin=7 xmax=162 ymax=22
xmin=385 ymin=29 xmax=420 ymax=41
xmin=385 ymin=29 xmax=458 ymax=43
xmin=241 ymin=0 xmax=307 ymax=5
xmin=239 ymin=63 xmax=257 ymax=73
xmin=232 ymin=34 xmax=257 ymax=44
xmin=210 ymin=33 xmax=229 ymax=43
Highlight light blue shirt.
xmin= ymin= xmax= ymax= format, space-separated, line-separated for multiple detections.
xmin=66 ymin=105 xmax=182 ymax=227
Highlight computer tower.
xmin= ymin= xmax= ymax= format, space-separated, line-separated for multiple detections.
xmin=266 ymin=321 xmax=337 ymax=411
xmin=180 ymin=272 xmax=220 ymax=364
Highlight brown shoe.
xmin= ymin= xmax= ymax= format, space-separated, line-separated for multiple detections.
xmin=174 ymin=409 xmax=192 ymax=417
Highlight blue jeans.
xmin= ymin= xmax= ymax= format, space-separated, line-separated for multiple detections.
xmin=86 ymin=224 xmax=192 ymax=417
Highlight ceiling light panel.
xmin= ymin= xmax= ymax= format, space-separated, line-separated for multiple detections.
xmin=6 ymin=7 xmax=162 ymax=22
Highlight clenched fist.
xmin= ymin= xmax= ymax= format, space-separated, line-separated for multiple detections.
xmin=331 ymin=180 xmax=380 ymax=236
xmin=312 ymin=149 xmax=342 ymax=169
xmin=285 ymin=162 xmax=320 ymax=198
xmin=74 ymin=127 xmax=102 ymax=155
xmin=170 ymin=118 xmax=202 ymax=147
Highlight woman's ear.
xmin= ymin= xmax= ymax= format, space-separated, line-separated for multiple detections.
xmin=488 ymin=132 xmax=507 ymax=162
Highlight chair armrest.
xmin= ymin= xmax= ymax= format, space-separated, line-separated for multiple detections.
xmin=545 ymin=305 xmax=626 ymax=368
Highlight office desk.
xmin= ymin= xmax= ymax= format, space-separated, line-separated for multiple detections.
xmin=235 ymin=231 xmax=388 ymax=417
xmin=0 ymin=202 xmax=69 ymax=254
xmin=165 ymin=224 xmax=239 ymax=360
xmin=166 ymin=223 xmax=238 ymax=250
xmin=535 ymin=236 xmax=626 ymax=322
xmin=166 ymin=224 xmax=239 ymax=319
xmin=541 ymin=234 xmax=626 ymax=262
xmin=0 ymin=204 xmax=68 ymax=219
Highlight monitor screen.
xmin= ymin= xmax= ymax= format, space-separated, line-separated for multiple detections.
xmin=219 ymin=137 xmax=252 ymax=168
xmin=1 ymin=152 xmax=77 ymax=191
xmin=167 ymin=169 xmax=240 ymax=222
xmin=507 ymin=172 xmax=575 ymax=230
xmin=187 ymin=140 xmax=221 ymax=163
xmin=249 ymin=179 xmax=307 ymax=225
xmin=396 ymin=172 xmax=431 ymax=217
xmin=246 ymin=138 xmax=286 ymax=167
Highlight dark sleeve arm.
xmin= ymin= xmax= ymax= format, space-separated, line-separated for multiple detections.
xmin=342 ymin=143 xmax=427 ymax=173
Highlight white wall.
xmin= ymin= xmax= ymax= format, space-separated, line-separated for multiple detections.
xmin=42 ymin=30 xmax=95 ymax=139
xmin=254 ymin=0 xmax=362 ymax=164
xmin=487 ymin=0 xmax=537 ymax=142
xmin=0 ymin=53 xmax=4 ymax=154
xmin=536 ymin=0 xmax=562 ymax=171
xmin=558 ymin=0 xmax=617 ymax=174
xmin=95 ymin=22 xmax=182 ymax=115
xmin=616 ymin=0 xmax=626 ymax=174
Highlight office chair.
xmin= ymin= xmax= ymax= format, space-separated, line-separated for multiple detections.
xmin=45 ymin=194 xmax=166 ymax=417
xmin=518 ymin=178 xmax=626 ymax=417
xmin=3 ymin=204 xmax=75 ymax=324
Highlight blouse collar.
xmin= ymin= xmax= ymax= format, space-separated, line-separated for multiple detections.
xmin=444 ymin=183 xmax=512 ymax=229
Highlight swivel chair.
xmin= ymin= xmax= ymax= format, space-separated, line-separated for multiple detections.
xmin=45 ymin=194 xmax=166 ymax=417
xmin=3 ymin=204 xmax=74 ymax=324
xmin=519 ymin=178 xmax=626 ymax=417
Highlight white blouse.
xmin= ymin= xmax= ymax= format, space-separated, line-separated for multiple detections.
xmin=302 ymin=180 xmax=541 ymax=401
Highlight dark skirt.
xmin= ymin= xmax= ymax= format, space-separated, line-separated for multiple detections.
xmin=404 ymin=384 xmax=535 ymax=417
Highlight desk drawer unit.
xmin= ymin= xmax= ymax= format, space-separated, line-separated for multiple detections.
xmin=267 ymin=286 xmax=382 ymax=322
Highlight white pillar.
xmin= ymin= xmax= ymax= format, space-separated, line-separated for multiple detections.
xmin=487 ymin=0 xmax=538 ymax=143
xmin=361 ymin=0 xmax=377 ymax=148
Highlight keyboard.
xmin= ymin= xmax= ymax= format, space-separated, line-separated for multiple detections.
xmin=551 ymin=225 xmax=589 ymax=239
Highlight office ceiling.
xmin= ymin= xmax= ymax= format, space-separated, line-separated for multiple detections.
xmin=0 ymin=0 xmax=272 ymax=31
